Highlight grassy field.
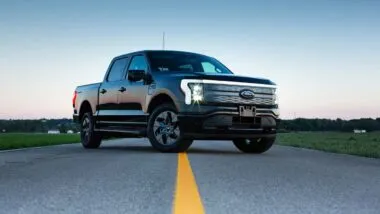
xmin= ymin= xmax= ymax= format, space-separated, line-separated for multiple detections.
xmin=278 ymin=132 xmax=380 ymax=158
xmin=0 ymin=133 xmax=80 ymax=150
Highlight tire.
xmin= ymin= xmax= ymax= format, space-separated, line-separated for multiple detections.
xmin=80 ymin=112 xmax=102 ymax=149
xmin=147 ymin=103 xmax=193 ymax=153
xmin=233 ymin=137 xmax=275 ymax=154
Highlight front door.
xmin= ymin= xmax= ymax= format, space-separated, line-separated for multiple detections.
xmin=117 ymin=54 xmax=149 ymax=125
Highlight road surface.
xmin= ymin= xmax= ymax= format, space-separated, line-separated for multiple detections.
xmin=0 ymin=139 xmax=379 ymax=214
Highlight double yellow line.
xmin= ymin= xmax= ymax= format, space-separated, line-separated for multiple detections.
xmin=173 ymin=153 xmax=205 ymax=214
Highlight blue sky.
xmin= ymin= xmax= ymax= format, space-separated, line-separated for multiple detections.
xmin=0 ymin=0 xmax=379 ymax=119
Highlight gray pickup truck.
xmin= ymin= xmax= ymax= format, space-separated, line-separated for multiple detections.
xmin=73 ymin=50 xmax=279 ymax=153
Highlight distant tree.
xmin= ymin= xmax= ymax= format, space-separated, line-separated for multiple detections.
xmin=58 ymin=124 xmax=67 ymax=134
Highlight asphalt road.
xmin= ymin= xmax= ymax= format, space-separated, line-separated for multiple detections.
xmin=0 ymin=139 xmax=379 ymax=214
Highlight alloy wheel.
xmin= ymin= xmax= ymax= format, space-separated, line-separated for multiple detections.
xmin=153 ymin=110 xmax=180 ymax=145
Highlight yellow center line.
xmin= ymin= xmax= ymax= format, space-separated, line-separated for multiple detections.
xmin=173 ymin=152 xmax=205 ymax=214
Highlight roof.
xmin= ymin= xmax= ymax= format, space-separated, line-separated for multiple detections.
xmin=114 ymin=50 xmax=207 ymax=59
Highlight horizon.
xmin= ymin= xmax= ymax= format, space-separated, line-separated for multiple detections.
xmin=1 ymin=0 xmax=379 ymax=120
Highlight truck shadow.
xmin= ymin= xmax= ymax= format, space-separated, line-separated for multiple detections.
xmin=98 ymin=145 xmax=157 ymax=153
xmin=96 ymin=140 xmax=273 ymax=155
xmin=187 ymin=148 xmax=242 ymax=155
xmin=98 ymin=145 xmax=245 ymax=155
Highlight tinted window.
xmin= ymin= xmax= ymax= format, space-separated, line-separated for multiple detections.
xmin=128 ymin=55 xmax=148 ymax=71
xmin=147 ymin=51 xmax=233 ymax=74
xmin=107 ymin=58 xmax=128 ymax=81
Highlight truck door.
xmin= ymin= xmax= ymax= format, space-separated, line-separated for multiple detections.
xmin=117 ymin=54 xmax=149 ymax=125
xmin=97 ymin=57 xmax=129 ymax=122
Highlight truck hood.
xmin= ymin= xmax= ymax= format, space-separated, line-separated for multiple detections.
xmin=156 ymin=72 xmax=276 ymax=86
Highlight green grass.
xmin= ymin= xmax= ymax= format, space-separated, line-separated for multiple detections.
xmin=0 ymin=133 xmax=80 ymax=150
xmin=278 ymin=131 xmax=380 ymax=158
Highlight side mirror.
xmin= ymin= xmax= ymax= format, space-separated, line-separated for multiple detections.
xmin=128 ymin=70 xmax=145 ymax=82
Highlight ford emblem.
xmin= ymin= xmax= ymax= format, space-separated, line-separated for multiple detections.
xmin=239 ymin=89 xmax=255 ymax=99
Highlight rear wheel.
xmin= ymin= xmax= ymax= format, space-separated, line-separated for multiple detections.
xmin=80 ymin=112 xmax=102 ymax=149
xmin=147 ymin=104 xmax=193 ymax=153
xmin=233 ymin=137 xmax=275 ymax=153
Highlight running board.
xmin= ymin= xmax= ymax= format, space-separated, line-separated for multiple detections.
xmin=94 ymin=128 xmax=146 ymax=136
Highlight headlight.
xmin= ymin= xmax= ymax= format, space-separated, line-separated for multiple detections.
xmin=180 ymin=80 xmax=204 ymax=104
xmin=188 ymin=83 xmax=203 ymax=102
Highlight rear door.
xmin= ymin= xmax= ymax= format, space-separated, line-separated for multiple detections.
xmin=117 ymin=54 xmax=150 ymax=125
xmin=97 ymin=57 xmax=129 ymax=122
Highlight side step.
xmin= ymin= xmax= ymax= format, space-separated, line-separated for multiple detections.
xmin=94 ymin=127 xmax=147 ymax=138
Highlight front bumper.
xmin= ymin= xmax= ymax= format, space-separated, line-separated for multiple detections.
xmin=178 ymin=105 xmax=279 ymax=140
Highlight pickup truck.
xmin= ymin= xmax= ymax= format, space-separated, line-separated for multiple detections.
xmin=73 ymin=50 xmax=279 ymax=153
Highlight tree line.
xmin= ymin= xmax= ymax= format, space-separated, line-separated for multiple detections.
xmin=0 ymin=119 xmax=79 ymax=133
xmin=0 ymin=118 xmax=380 ymax=133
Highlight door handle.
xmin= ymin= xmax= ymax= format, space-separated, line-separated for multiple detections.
xmin=118 ymin=87 xmax=126 ymax=92
xmin=100 ymin=89 xmax=107 ymax=94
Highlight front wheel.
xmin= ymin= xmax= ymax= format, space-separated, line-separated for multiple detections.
xmin=233 ymin=137 xmax=275 ymax=154
xmin=80 ymin=112 xmax=102 ymax=149
xmin=147 ymin=103 xmax=193 ymax=153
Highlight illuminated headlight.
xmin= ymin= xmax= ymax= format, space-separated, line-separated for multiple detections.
xmin=189 ymin=83 xmax=203 ymax=102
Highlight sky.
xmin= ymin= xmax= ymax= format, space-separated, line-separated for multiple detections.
xmin=0 ymin=0 xmax=379 ymax=120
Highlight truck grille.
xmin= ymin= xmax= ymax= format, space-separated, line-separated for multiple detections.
xmin=204 ymin=84 xmax=275 ymax=105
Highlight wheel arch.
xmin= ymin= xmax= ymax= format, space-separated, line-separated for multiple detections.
xmin=147 ymin=92 xmax=178 ymax=114
xmin=79 ymin=100 xmax=93 ymax=121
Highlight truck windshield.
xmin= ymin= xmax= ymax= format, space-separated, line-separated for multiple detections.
xmin=147 ymin=51 xmax=233 ymax=74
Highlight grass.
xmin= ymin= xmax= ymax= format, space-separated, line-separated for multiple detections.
xmin=277 ymin=131 xmax=380 ymax=158
xmin=0 ymin=133 xmax=80 ymax=150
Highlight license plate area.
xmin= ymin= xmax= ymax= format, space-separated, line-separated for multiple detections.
xmin=239 ymin=106 xmax=256 ymax=117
